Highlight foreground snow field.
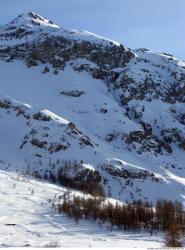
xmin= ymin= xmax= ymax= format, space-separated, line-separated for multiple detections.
xmin=0 ymin=170 xmax=163 ymax=247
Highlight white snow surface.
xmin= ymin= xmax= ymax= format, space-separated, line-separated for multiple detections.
xmin=0 ymin=170 xmax=164 ymax=247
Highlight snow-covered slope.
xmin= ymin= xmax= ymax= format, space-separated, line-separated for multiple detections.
xmin=0 ymin=170 xmax=163 ymax=247
xmin=0 ymin=12 xmax=185 ymax=204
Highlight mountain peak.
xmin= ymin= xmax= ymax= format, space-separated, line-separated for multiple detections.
xmin=4 ymin=11 xmax=60 ymax=30
xmin=0 ymin=12 xmax=60 ymax=42
xmin=0 ymin=12 xmax=127 ymax=48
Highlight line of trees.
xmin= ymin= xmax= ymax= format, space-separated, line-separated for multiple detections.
xmin=54 ymin=193 xmax=185 ymax=246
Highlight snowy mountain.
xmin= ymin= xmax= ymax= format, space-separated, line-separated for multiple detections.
xmin=0 ymin=12 xmax=185 ymax=203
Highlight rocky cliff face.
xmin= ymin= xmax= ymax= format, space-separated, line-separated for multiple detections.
xmin=0 ymin=12 xmax=184 ymax=203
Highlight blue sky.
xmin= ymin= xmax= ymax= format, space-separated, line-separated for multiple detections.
xmin=0 ymin=0 xmax=184 ymax=60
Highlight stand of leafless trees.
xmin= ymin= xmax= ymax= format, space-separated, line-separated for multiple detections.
xmin=55 ymin=193 xmax=185 ymax=242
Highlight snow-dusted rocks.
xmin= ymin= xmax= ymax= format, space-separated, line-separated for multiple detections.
xmin=0 ymin=13 xmax=184 ymax=204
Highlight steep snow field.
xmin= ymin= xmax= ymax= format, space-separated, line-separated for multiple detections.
xmin=0 ymin=170 xmax=163 ymax=247
xmin=0 ymin=60 xmax=184 ymax=203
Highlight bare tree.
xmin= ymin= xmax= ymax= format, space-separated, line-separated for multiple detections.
xmin=165 ymin=223 xmax=182 ymax=247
